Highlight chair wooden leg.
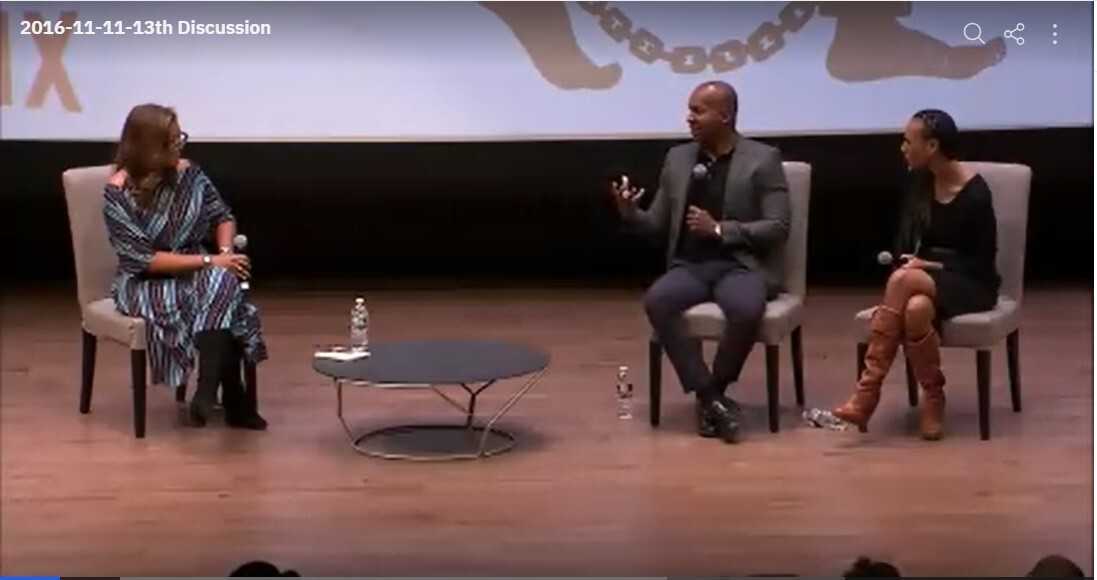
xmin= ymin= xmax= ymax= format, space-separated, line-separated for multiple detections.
xmin=791 ymin=326 xmax=805 ymax=407
xmin=765 ymin=344 xmax=780 ymax=433
xmin=648 ymin=339 xmax=662 ymax=427
xmin=905 ymin=353 xmax=919 ymax=407
xmin=1007 ymin=329 xmax=1022 ymax=412
xmin=856 ymin=342 xmax=867 ymax=380
xmin=80 ymin=330 xmax=97 ymax=414
xmin=131 ymin=350 xmax=147 ymax=439
xmin=977 ymin=349 xmax=991 ymax=441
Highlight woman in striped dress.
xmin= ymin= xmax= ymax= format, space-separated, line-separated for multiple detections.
xmin=103 ymin=103 xmax=268 ymax=430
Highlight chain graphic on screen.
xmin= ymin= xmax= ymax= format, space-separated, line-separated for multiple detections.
xmin=579 ymin=1 xmax=816 ymax=74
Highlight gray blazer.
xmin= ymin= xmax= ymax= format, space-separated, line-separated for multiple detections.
xmin=624 ymin=138 xmax=791 ymax=293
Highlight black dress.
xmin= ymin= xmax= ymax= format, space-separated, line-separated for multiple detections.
xmin=900 ymin=174 xmax=1001 ymax=320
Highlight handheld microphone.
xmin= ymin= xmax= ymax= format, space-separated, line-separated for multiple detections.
xmin=233 ymin=234 xmax=251 ymax=291
xmin=877 ymin=251 xmax=894 ymax=266
xmin=691 ymin=163 xmax=709 ymax=181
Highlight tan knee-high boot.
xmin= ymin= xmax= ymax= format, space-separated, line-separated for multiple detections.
xmin=833 ymin=305 xmax=904 ymax=431
xmin=905 ymin=328 xmax=946 ymax=440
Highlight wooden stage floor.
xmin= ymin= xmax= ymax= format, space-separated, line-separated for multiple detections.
xmin=1 ymin=284 xmax=1092 ymax=577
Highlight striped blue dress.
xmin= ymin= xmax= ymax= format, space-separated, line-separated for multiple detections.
xmin=103 ymin=165 xmax=268 ymax=388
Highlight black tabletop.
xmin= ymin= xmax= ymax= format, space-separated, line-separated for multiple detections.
xmin=313 ymin=340 xmax=550 ymax=385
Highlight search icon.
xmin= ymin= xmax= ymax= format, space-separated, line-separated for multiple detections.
xmin=964 ymin=22 xmax=986 ymax=44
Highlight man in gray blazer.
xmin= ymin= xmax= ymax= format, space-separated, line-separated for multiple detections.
xmin=611 ymin=81 xmax=790 ymax=444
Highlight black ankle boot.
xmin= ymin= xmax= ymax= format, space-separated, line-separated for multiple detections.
xmin=222 ymin=341 xmax=267 ymax=431
xmin=224 ymin=380 xmax=267 ymax=431
xmin=189 ymin=330 xmax=232 ymax=427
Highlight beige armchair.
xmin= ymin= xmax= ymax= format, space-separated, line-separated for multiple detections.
xmin=63 ymin=165 xmax=184 ymax=438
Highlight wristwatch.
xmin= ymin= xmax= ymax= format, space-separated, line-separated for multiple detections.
xmin=202 ymin=255 xmax=212 ymax=267
xmin=714 ymin=223 xmax=723 ymax=238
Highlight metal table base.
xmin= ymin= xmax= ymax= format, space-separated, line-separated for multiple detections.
xmin=333 ymin=368 xmax=545 ymax=461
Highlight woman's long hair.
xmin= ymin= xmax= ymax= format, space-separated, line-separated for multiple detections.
xmin=113 ymin=104 xmax=179 ymax=208
xmin=896 ymin=109 xmax=961 ymax=255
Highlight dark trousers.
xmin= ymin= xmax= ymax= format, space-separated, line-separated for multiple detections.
xmin=644 ymin=259 xmax=767 ymax=396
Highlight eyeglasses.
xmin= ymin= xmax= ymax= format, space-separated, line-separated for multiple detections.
xmin=173 ymin=131 xmax=189 ymax=149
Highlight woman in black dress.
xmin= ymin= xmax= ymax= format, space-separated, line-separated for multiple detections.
xmin=828 ymin=109 xmax=1000 ymax=440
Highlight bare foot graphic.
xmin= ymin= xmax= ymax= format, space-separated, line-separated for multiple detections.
xmin=820 ymin=2 xmax=1006 ymax=82
xmin=481 ymin=1 xmax=622 ymax=90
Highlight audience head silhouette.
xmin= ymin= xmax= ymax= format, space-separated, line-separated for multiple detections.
xmin=844 ymin=556 xmax=901 ymax=578
xmin=1027 ymin=554 xmax=1085 ymax=578
xmin=229 ymin=560 xmax=301 ymax=577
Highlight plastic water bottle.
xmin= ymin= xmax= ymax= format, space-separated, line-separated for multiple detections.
xmin=616 ymin=365 xmax=633 ymax=420
xmin=802 ymin=408 xmax=851 ymax=431
xmin=349 ymin=297 xmax=369 ymax=353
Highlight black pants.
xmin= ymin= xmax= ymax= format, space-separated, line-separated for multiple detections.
xmin=644 ymin=259 xmax=767 ymax=395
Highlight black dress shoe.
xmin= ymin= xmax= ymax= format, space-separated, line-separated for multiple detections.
xmin=702 ymin=399 xmax=741 ymax=444
xmin=720 ymin=395 xmax=744 ymax=420
xmin=698 ymin=396 xmax=743 ymax=438
xmin=697 ymin=401 xmax=717 ymax=438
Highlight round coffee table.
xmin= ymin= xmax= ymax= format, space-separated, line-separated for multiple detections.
xmin=313 ymin=340 xmax=549 ymax=460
